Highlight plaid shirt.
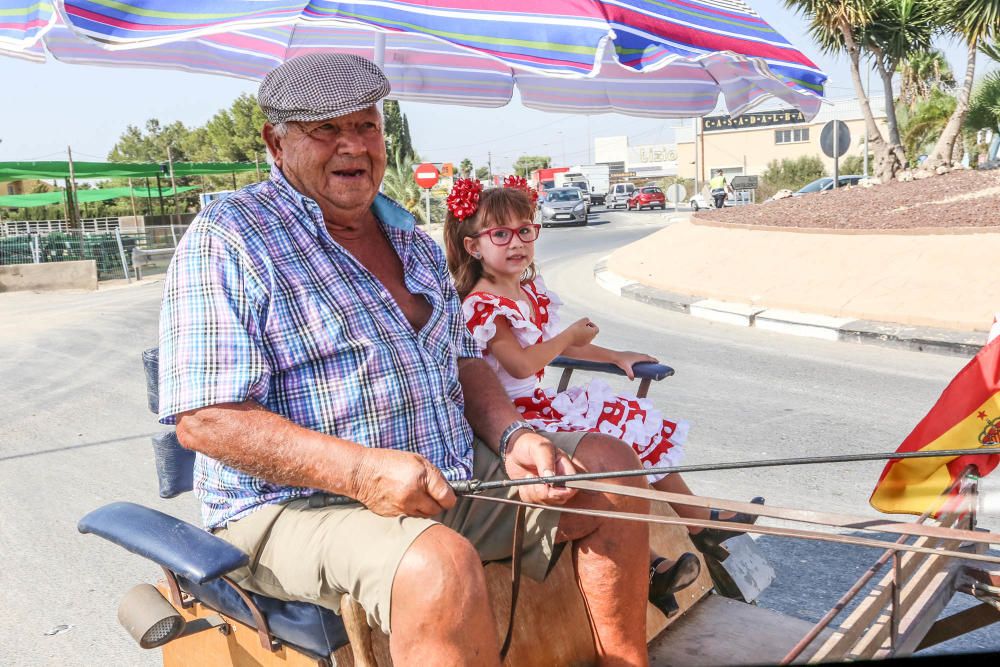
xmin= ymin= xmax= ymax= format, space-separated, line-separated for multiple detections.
xmin=158 ymin=168 xmax=479 ymax=529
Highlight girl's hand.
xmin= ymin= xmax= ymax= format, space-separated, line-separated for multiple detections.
xmin=612 ymin=351 xmax=658 ymax=380
xmin=566 ymin=318 xmax=599 ymax=347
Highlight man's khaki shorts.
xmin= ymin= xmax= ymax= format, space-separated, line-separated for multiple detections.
xmin=214 ymin=432 xmax=585 ymax=634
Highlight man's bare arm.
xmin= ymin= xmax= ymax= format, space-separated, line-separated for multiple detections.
xmin=457 ymin=358 xmax=525 ymax=449
xmin=175 ymin=400 xmax=455 ymax=516
xmin=457 ymin=358 xmax=576 ymax=505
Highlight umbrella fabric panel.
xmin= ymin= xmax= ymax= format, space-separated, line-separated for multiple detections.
xmin=56 ymin=0 xmax=824 ymax=89
xmin=5 ymin=1 xmax=827 ymax=118
xmin=0 ymin=0 xmax=55 ymax=50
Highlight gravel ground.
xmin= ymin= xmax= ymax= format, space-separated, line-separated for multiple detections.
xmin=696 ymin=169 xmax=1000 ymax=230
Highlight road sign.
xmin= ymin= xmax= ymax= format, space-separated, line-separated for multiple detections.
xmin=664 ymin=184 xmax=687 ymax=203
xmin=414 ymin=163 xmax=440 ymax=189
xmin=730 ymin=175 xmax=758 ymax=191
xmin=820 ymin=121 xmax=851 ymax=159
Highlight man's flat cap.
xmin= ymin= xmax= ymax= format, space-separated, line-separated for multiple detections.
xmin=258 ymin=53 xmax=391 ymax=124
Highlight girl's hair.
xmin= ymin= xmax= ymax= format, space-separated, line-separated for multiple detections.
xmin=444 ymin=186 xmax=537 ymax=299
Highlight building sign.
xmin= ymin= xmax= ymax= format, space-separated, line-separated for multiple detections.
xmin=637 ymin=146 xmax=678 ymax=163
xmin=730 ymin=175 xmax=759 ymax=190
xmin=703 ymin=109 xmax=807 ymax=132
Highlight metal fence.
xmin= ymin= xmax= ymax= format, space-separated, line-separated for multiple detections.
xmin=0 ymin=222 xmax=191 ymax=282
xmin=1 ymin=217 xmax=120 ymax=236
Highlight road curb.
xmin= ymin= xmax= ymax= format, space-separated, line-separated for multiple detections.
xmin=593 ymin=260 xmax=986 ymax=357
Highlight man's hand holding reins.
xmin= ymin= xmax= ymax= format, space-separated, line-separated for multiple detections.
xmin=503 ymin=431 xmax=578 ymax=505
xmin=349 ymin=448 xmax=457 ymax=518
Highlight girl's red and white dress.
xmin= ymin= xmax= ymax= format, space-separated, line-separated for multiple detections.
xmin=463 ymin=276 xmax=688 ymax=481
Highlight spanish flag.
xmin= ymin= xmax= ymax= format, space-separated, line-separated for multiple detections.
xmin=870 ymin=333 xmax=1000 ymax=515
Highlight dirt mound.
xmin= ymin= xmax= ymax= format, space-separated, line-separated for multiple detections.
xmin=696 ymin=169 xmax=1000 ymax=230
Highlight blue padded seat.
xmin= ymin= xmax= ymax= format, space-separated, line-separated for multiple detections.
xmin=78 ymin=349 xmax=353 ymax=658
xmin=79 ymin=501 xmax=350 ymax=659
xmin=178 ymin=576 xmax=350 ymax=659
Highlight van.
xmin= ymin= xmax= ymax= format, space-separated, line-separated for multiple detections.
xmin=607 ymin=182 xmax=636 ymax=209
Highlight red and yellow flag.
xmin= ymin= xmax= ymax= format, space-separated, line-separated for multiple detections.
xmin=870 ymin=336 xmax=1000 ymax=515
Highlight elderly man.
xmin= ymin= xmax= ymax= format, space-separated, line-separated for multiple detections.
xmin=158 ymin=53 xmax=650 ymax=666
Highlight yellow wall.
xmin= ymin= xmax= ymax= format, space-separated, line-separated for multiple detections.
xmin=0 ymin=179 xmax=47 ymax=196
xmin=677 ymin=118 xmax=889 ymax=182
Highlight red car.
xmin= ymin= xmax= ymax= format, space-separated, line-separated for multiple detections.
xmin=626 ymin=186 xmax=666 ymax=210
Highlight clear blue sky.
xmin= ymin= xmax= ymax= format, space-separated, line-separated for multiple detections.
xmin=0 ymin=1 xmax=982 ymax=174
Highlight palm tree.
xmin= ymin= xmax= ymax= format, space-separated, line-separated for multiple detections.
xmin=925 ymin=0 xmax=1000 ymax=168
xmin=859 ymin=0 xmax=940 ymax=168
xmin=898 ymin=89 xmax=956 ymax=162
xmin=964 ymin=70 xmax=1000 ymax=162
xmin=784 ymin=0 xmax=915 ymax=180
xmin=382 ymin=147 xmax=431 ymax=225
xmin=899 ymin=49 xmax=955 ymax=110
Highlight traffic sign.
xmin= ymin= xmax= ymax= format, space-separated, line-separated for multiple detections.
xmin=414 ymin=163 xmax=440 ymax=189
xmin=820 ymin=121 xmax=851 ymax=159
xmin=664 ymin=184 xmax=687 ymax=203
xmin=730 ymin=175 xmax=758 ymax=191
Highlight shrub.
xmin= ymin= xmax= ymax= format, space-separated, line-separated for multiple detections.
xmin=757 ymin=156 xmax=826 ymax=201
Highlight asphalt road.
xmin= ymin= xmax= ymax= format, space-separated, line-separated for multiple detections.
xmin=1 ymin=205 xmax=996 ymax=664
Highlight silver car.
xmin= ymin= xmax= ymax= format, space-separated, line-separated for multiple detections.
xmin=538 ymin=188 xmax=588 ymax=227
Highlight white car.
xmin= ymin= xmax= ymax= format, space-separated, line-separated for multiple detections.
xmin=689 ymin=193 xmax=733 ymax=211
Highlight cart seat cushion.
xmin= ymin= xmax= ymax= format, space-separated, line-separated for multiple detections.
xmin=152 ymin=430 xmax=196 ymax=498
xmin=78 ymin=502 xmax=247 ymax=584
xmin=178 ymin=575 xmax=349 ymax=658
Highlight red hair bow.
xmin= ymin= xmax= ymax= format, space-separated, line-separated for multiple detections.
xmin=503 ymin=175 xmax=539 ymax=205
xmin=447 ymin=178 xmax=484 ymax=221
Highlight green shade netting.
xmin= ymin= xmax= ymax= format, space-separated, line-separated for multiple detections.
xmin=0 ymin=161 xmax=267 ymax=180
xmin=0 ymin=186 xmax=199 ymax=208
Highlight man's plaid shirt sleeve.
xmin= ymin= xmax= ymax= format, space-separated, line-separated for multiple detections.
xmin=158 ymin=227 xmax=272 ymax=424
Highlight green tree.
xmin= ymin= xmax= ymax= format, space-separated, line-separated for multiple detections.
xmin=757 ymin=156 xmax=826 ymax=200
xmin=381 ymin=147 xmax=443 ymax=224
xmin=475 ymin=166 xmax=490 ymax=180
xmin=925 ymin=0 xmax=1000 ymax=168
xmin=512 ymin=155 xmax=550 ymax=178
xmin=898 ymin=89 xmax=957 ymax=164
xmin=899 ymin=48 xmax=955 ymax=110
xmin=383 ymin=100 xmax=415 ymax=160
xmin=460 ymin=158 xmax=473 ymax=178
xmin=964 ymin=70 xmax=1000 ymax=162
xmin=859 ymin=0 xmax=939 ymax=158
xmin=784 ymin=0 xmax=894 ymax=178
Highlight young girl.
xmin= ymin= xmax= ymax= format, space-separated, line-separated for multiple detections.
xmin=443 ymin=177 xmax=762 ymax=612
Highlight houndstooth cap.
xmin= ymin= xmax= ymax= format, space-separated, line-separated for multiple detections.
xmin=258 ymin=53 xmax=391 ymax=124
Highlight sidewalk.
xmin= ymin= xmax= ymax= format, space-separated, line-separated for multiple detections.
xmin=597 ymin=215 xmax=998 ymax=357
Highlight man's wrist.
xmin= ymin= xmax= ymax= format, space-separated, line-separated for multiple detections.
xmin=498 ymin=420 xmax=535 ymax=472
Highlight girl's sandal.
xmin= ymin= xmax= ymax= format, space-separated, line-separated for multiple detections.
xmin=648 ymin=552 xmax=702 ymax=617
xmin=690 ymin=496 xmax=766 ymax=562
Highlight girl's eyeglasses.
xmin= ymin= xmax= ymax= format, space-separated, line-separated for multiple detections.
xmin=472 ymin=223 xmax=541 ymax=247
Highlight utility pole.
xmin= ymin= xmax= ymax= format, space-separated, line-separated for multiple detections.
xmin=488 ymin=151 xmax=493 ymax=183
xmin=66 ymin=145 xmax=82 ymax=233
xmin=167 ymin=146 xmax=179 ymax=224
xmin=693 ymin=117 xmax=700 ymax=197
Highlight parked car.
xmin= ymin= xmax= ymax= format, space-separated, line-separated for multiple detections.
xmin=761 ymin=175 xmax=864 ymax=203
xmin=606 ymin=182 xmax=636 ymax=209
xmin=537 ymin=187 xmax=588 ymax=227
xmin=793 ymin=175 xmax=863 ymax=196
xmin=626 ymin=186 xmax=666 ymax=210
xmin=689 ymin=193 xmax=734 ymax=210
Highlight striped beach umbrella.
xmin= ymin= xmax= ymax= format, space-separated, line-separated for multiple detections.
xmin=2 ymin=0 xmax=827 ymax=118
